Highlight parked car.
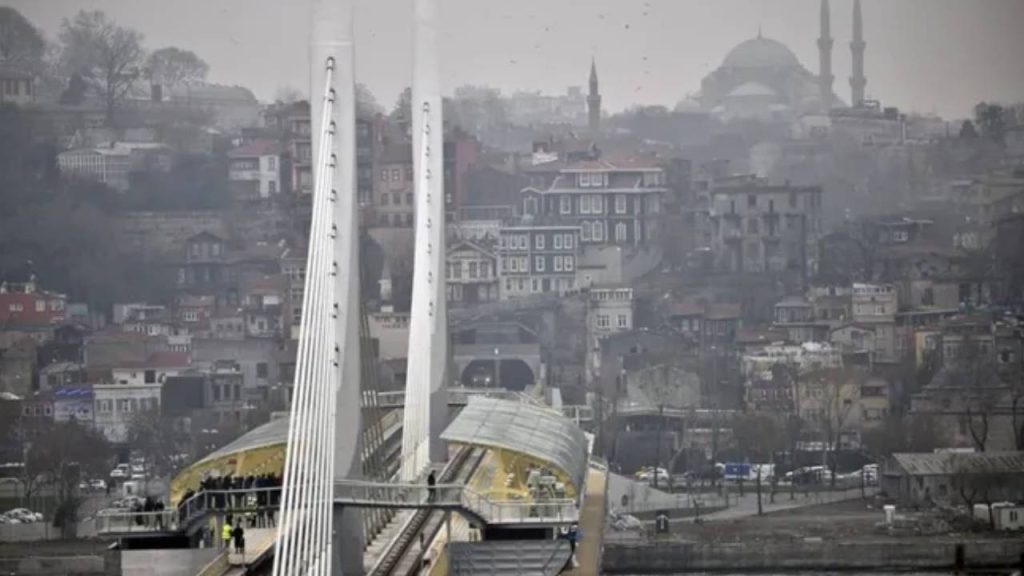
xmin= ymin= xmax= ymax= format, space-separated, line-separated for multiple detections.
xmin=636 ymin=466 xmax=670 ymax=484
xmin=113 ymin=496 xmax=145 ymax=509
xmin=110 ymin=464 xmax=129 ymax=479
xmin=3 ymin=508 xmax=43 ymax=523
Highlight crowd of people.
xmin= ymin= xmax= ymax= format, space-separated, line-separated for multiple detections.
xmin=177 ymin=472 xmax=283 ymax=528
xmin=131 ymin=496 xmax=167 ymax=528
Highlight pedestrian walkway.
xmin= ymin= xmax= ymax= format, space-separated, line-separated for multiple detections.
xmin=227 ymin=528 xmax=276 ymax=566
xmin=564 ymin=465 xmax=607 ymax=576
xmin=702 ymin=486 xmax=877 ymax=521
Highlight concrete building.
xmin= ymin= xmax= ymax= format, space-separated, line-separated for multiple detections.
xmin=446 ymin=239 xmax=499 ymax=305
xmin=850 ymin=283 xmax=899 ymax=363
xmin=373 ymin=142 xmax=415 ymax=228
xmin=498 ymin=223 xmax=579 ymax=299
xmin=0 ymin=63 xmax=36 ymax=106
xmin=882 ymin=451 xmax=1024 ymax=506
xmin=57 ymin=142 xmax=171 ymax=191
xmin=708 ymin=177 xmax=822 ymax=276
xmin=93 ymin=351 xmax=192 ymax=442
xmin=587 ymin=287 xmax=634 ymax=337
xmin=227 ymin=140 xmax=282 ymax=199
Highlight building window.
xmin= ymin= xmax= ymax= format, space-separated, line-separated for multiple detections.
xmin=560 ymin=196 xmax=571 ymax=214
xmin=564 ymin=234 xmax=574 ymax=250
xmin=381 ymin=193 xmax=389 ymax=205
xmin=615 ymin=222 xmax=627 ymax=243
xmin=535 ymin=235 xmax=545 ymax=250
xmin=616 ymin=194 xmax=627 ymax=214
xmin=380 ymin=169 xmax=388 ymax=181
xmin=256 ymin=363 xmax=269 ymax=378
xmin=747 ymin=194 xmax=757 ymax=208
xmin=554 ymin=256 xmax=564 ymax=271
xmin=617 ymin=314 xmax=628 ymax=328
xmin=468 ymin=261 xmax=478 ymax=279
xmin=510 ymin=258 xmax=518 ymax=272
xmin=35 ymin=300 xmax=45 ymax=312
xmin=393 ymin=193 xmax=401 ymax=205
xmin=268 ymin=156 xmax=277 ymax=170
xmin=406 ymin=192 xmax=413 ymax=205
xmin=564 ymin=256 xmax=574 ymax=271
xmin=597 ymin=314 xmax=610 ymax=329
xmin=452 ymin=264 xmax=462 ymax=279
xmin=593 ymin=221 xmax=604 ymax=242
xmin=535 ymin=256 xmax=545 ymax=272
xmin=480 ymin=261 xmax=490 ymax=278
xmin=554 ymin=234 xmax=563 ymax=249
xmin=144 ymin=370 xmax=156 ymax=384
xmin=789 ymin=192 xmax=797 ymax=208
xmin=581 ymin=221 xmax=591 ymax=241
xmin=391 ymin=168 xmax=400 ymax=181
xmin=747 ymin=218 xmax=759 ymax=234
xmin=268 ymin=180 xmax=277 ymax=194
xmin=580 ymin=196 xmax=592 ymax=214
xmin=592 ymin=195 xmax=603 ymax=214
xmin=531 ymin=278 xmax=540 ymax=292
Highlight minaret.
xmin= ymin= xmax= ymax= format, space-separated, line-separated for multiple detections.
xmin=850 ymin=0 xmax=867 ymax=107
xmin=817 ymin=0 xmax=834 ymax=113
xmin=587 ymin=58 xmax=601 ymax=133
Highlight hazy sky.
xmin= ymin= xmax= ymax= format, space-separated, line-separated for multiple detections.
xmin=10 ymin=0 xmax=1024 ymax=119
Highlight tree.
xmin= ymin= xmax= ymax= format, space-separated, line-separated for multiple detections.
xmin=145 ymin=46 xmax=208 ymax=92
xmin=862 ymin=414 xmax=948 ymax=459
xmin=805 ymin=368 xmax=858 ymax=487
xmin=0 ymin=7 xmax=46 ymax=67
xmin=125 ymin=409 xmax=189 ymax=477
xmin=974 ymin=102 xmax=1007 ymax=145
xmin=950 ymin=337 xmax=1000 ymax=452
xmin=58 ymin=10 xmax=145 ymax=125
xmin=958 ymin=120 xmax=978 ymax=139
xmin=23 ymin=421 xmax=111 ymax=537
xmin=732 ymin=412 xmax=785 ymax=462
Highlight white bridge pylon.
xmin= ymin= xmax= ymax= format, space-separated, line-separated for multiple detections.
xmin=273 ymin=0 xmax=446 ymax=573
xmin=272 ymin=0 xmax=363 ymax=574
xmin=401 ymin=0 xmax=449 ymax=482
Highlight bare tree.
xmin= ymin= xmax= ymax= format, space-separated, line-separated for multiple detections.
xmin=125 ymin=408 xmax=189 ymax=477
xmin=145 ymin=46 xmax=208 ymax=92
xmin=58 ymin=10 xmax=145 ymax=125
xmin=951 ymin=338 xmax=1000 ymax=452
xmin=862 ymin=414 xmax=948 ymax=459
xmin=23 ymin=420 xmax=111 ymax=537
xmin=805 ymin=368 xmax=858 ymax=487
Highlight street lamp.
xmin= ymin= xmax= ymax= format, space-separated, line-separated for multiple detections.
xmin=493 ymin=347 xmax=501 ymax=390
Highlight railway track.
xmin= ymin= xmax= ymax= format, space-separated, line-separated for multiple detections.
xmin=370 ymin=447 xmax=486 ymax=576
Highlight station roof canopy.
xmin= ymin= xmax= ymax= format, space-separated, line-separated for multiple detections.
xmin=441 ymin=396 xmax=589 ymax=492
xmin=194 ymin=416 xmax=290 ymax=468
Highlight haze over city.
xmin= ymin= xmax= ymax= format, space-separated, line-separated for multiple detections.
xmin=11 ymin=0 xmax=1024 ymax=117
xmin=2 ymin=0 xmax=1024 ymax=573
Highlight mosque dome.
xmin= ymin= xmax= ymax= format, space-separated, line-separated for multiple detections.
xmin=722 ymin=36 xmax=801 ymax=69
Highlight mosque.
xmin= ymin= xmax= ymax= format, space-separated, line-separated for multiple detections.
xmin=694 ymin=0 xmax=867 ymax=122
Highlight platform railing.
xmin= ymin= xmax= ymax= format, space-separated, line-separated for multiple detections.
xmin=96 ymin=486 xmax=284 ymax=535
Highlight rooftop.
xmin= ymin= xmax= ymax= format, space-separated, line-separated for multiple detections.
xmin=889 ymin=451 xmax=1024 ymax=476
xmin=441 ymin=396 xmax=589 ymax=493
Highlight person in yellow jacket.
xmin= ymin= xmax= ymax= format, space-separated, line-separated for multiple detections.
xmin=222 ymin=517 xmax=233 ymax=550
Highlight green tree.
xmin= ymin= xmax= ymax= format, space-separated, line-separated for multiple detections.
xmin=58 ymin=10 xmax=145 ymax=125
xmin=145 ymin=46 xmax=208 ymax=91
